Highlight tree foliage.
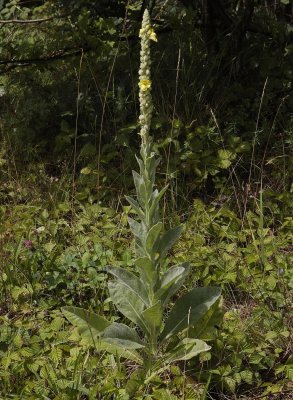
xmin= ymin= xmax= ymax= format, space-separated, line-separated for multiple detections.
xmin=0 ymin=0 xmax=291 ymax=204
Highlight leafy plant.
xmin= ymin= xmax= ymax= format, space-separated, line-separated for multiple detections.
xmin=63 ymin=9 xmax=221 ymax=387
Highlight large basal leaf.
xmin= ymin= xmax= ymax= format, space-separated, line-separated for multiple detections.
xmin=87 ymin=338 xmax=143 ymax=363
xmin=62 ymin=306 xmax=110 ymax=339
xmin=141 ymin=301 xmax=163 ymax=334
xmin=160 ymin=287 xmax=221 ymax=341
xmin=157 ymin=225 xmax=184 ymax=259
xmin=108 ymin=280 xmax=148 ymax=333
xmin=188 ymin=298 xmax=223 ymax=340
xmin=155 ymin=262 xmax=190 ymax=305
xmin=63 ymin=307 xmax=142 ymax=363
xmin=146 ymin=221 xmax=163 ymax=255
xmin=101 ymin=322 xmax=145 ymax=349
xmin=104 ymin=266 xmax=149 ymax=306
xmin=165 ymin=338 xmax=211 ymax=363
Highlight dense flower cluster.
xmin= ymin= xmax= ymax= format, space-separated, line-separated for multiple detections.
xmin=138 ymin=9 xmax=157 ymax=150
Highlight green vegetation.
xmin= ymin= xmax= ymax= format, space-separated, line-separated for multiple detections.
xmin=0 ymin=1 xmax=292 ymax=399
xmin=63 ymin=10 xmax=221 ymax=385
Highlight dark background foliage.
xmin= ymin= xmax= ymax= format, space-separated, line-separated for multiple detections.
xmin=1 ymin=0 xmax=292 ymax=204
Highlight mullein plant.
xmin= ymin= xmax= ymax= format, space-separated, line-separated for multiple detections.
xmin=63 ymin=9 xmax=221 ymax=381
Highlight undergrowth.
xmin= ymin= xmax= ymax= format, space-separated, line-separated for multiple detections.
xmin=0 ymin=163 xmax=292 ymax=399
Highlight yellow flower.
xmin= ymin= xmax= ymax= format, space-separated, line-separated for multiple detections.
xmin=149 ymin=29 xmax=157 ymax=42
xmin=138 ymin=79 xmax=151 ymax=92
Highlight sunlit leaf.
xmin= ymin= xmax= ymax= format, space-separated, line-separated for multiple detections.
xmin=102 ymin=323 xmax=145 ymax=349
xmin=166 ymin=338 xmax=210 ymax=362
xmin=105 ymin=265 xmax=149 ymax=305
xmin=160 ymin=287 xmax=221 ymax=341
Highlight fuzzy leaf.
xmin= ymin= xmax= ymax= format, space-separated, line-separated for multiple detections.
xmin=141 ymin=301 xmax=163 ymax=333
xmin=134 ymin=256 xmax=157 ymax=285
xmin=135 ymin=242 xmax=147 ymax=258
xmin=166 ymin=338 xmax=210 ymax=362
xmin=79 ymin=332 xmax=143 ymax=363
xmin=158 ymin=225 xmax=184 ymax=259
xmin=125 ymin=196 xmax=144 ymax=219
xmin=151 ymin=185 xmax=168 ymax=202
xmin=133 ymin=170 xmax=148 ymax=206
xmin=62 ymin=306 xmax=110 ymax=339
xmin=135 ymin=156 xmax=145 ymax=176
xmin=101 ymin=323 xmax=145 ymax=349
xmin=108 ymin=280 xmax=148 ymax=333
xmin=64 ymin=308 xmax=143 ymax=363
xmin=155 ymin=262 xmax=190 ymax=305
xmin=149 ymin=185 xmax=168 ymax=222
xmin=146 ymin=221 xmax=163 ymax=255
xmin=128 ymin=217 xmax=147 ymax=241
xmin=105 ymin=265 xmax=149 ymax=306
xmin=160 ymin=287 xmax=221 ymax=341
xmin=188 ymin=298 xmax=223 ymax=340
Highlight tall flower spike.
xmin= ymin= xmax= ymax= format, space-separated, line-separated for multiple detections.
xmin=138 ymin=9 xmax=156 ymax=155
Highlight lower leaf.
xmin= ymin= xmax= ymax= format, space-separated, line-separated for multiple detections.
xmin=62 ymin=306 xmax=110 ymax=337
xmin=101 ymin=322 xmax=145 ymax=349
xmin=165 ymin=338 xmax=211 ymax=363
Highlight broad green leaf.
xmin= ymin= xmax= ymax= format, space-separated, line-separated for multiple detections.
xmin=75 ymin=329 xmax=142 ymax=363
xmin=160 ymin=287 xmax=221 ymax=341
xmin=166 ymin=338 xmax=210 ymax=363
xmin=128 ymin=217 xmax=147 ymax=242
xmin=105 ymin=266 xmax=149 ymax=306
xmin=134 ymin=256 xmax=157 ymax=285
xmin=155 ymin=262 xmax=190 ymax=305
xmin=62 ymin=306 xmax=110 ymax=339
xmin=146 ymin=221 xmax=163 ymax=254
xmin=101 ymin=323 xmax=145 ymax=349
xmin=135 ymin=242 xmax=147 ymax=258
xmin=108 ymin=280 xmax=148 ymax=333
xmin=141 ymin=301 xmax=163 ymax=333
xmin=158 ymin=225 xmax=184 ymax=259
xmin=62 ymin=307 xmax=142 ymax=361
xmin=188 ymin=298 xmax=223 ymax=340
